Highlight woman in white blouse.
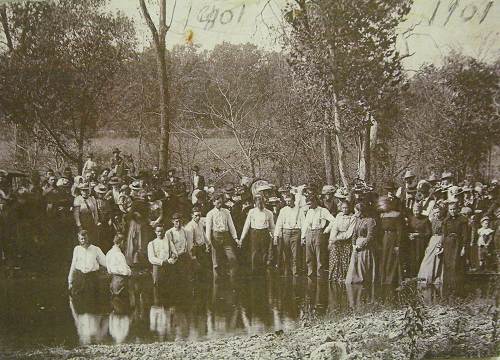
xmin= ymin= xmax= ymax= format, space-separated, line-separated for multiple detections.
xmin=326 ymin=201 xmax=356 ymax=282
xmin=240 ymin=195 xmax=275 ymax=275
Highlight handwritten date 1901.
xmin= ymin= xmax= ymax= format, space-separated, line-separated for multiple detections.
xmin=197 ymin=4 xmax=246 ymax=30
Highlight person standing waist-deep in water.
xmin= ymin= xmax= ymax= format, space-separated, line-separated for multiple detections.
xmin=240 ymin=194 xmax=275 ymax=276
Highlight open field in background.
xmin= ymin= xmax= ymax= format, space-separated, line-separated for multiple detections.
xmin=1 ymin=136 xmax=499 ymax=184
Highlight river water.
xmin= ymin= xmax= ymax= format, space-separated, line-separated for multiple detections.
xmin=0 ymin=273 xmax=495 ymax=351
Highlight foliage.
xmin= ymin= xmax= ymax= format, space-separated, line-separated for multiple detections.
xmin=0 ymin=0 xmax=135 ymax=170
xmin=396 ymin=279 xmax=427 ymax=360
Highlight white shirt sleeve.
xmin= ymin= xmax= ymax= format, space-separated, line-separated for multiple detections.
xmin=205 ymin=211 xmax=213 ymax=244
xmin=96 ymin=247 xmax=107 ymax=268
xmin=274 ymin=208 xmax=285 ymax=238
xmin=68 ymin=247 xmax=78 ymax=286
xmin=226 ymin=209 xmax=238 ymax=240
xmin=147 ymin=241 xmax=163 ymax=266
xmin=240 ymin=209 xmax=253 ymax=240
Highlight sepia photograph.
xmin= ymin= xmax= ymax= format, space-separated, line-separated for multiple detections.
xmin=0 ymin=0 xmax=499 ymax=358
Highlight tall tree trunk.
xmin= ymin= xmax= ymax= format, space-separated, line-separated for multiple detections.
xmin=332 ymin=93 xmax=348 ymax=187
xmin=139 ymin=0 xmax=171 ymax=171
xmin=322 ymin=109 xmax=335 ymax=184
xmin=322 ymin=129 xmax=335 ymax=185
xmin=157 ymin=48 xmax=169 ymax=170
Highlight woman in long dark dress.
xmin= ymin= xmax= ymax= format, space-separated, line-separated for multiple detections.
xmin=125 ymin=189 xmax=153 ymax=268
xmin=378 ymin=196 xmax=404 ymax=285
xmin=327 ymin=201 xmax=356 ymax=282
xmin=407 ymin=202 xmax=432 ymax=277
xmin=345 ymin=202 xmax=377 ymax=285
xmin=442 ymin=201 xmax=467 ymax=289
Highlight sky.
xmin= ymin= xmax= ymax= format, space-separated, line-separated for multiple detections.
xmin=107 ymin=0 xmax=499 ymax=70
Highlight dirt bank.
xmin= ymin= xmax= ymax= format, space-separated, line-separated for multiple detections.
xmin=3 ymin=301 xmax=498 ymax=360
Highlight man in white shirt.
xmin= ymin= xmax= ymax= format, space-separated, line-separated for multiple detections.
xmin=301 ymin=195 xmax=336 ymax=277
xmin=274 ymin=193 xmax=304 ymax=276
xmin=240 ymin=195 xmax=275 ymax=275
xmin=148 ymin=224 xmax=178 ymax=286
xmin=205 ymin=193 xmax=239 ymax=279
xmin=185 ymin=207 xmax=211 ymax=278
xmin=68 ymin=230 xmax=107 ymax=297
xmin=106 ymin=234 xmax=131 ymax=297
xmin=165 ymin=213 xmax=195 ymax=281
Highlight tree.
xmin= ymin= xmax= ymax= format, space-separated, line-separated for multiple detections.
xmin=139 ymin=0 xmax=174 ymax=171
xmin=284 ymin=0 xmax=412 ymax=185
xmin=0 ymin=0 xmax=135 ymax=170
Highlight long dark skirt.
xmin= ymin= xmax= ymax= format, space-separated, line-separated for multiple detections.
xmin=125 ymin=219 xmax=152 ymax=267
xmin=345 ymin=247 xmax=376 ymax=285
xmin=71 ymin=270 xmax=99 ymax=298
xmin=329 ymin=240 xmax=352 ymax=282
xmin=249 ymin=228 xmax=271 ymax=275
xmin=379 ymin=230 xmax=400 ymax=285
xmin=110 ymin=274 xmax=129 ymax=296
xmin=442 ymin=234 xmax=465 ymax=289
xmin=408 ymin=235 xmax=428 ymax=277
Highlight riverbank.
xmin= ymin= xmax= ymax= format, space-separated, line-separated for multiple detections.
xmin=3 ymin=300 xmax=498 ymax=360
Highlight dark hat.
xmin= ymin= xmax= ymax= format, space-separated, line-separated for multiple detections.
xmin=167 ymin=168 xmax=176 ymax=174
xmin=112 ymin=147 xmax=121 ymax=154
xmin=109 ymin=176 xmax=122 ymax=185
xmin=192 ymin=165 xmax=200 ymax=171
xmin=78 ymin=182 xmax=91 ymax=190
xmin=94 ymin=184 xmax=108 ymax=194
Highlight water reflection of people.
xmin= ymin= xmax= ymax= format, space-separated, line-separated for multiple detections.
xmin=68 ymin=230 xmax=106 ymax=297
xmin=109 ymin=296 xmax=131 ymax=344
xmin=69 ymin=297 xmax=109 ymax=345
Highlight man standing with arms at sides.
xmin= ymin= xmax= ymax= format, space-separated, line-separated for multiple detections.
xmin=205 ymin=193 xmax=239 ymax=280
xmin=68 ymin=230 xmax=107 ymax=297
xmin=301 ymin=195 xmax=336 ymax=278
xmin=184 ymin=207 xmax=211 ymax=278
xmin=274 ymin=193 xmax=304 ymax=277
xmin=106 ymin=233 xmax=132 ymax=297
xmin=147 ymin=224 xmax=177 ymax=287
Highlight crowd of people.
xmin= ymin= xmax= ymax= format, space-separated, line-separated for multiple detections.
xmin=0 ymin=148 xmax=499 ymax=302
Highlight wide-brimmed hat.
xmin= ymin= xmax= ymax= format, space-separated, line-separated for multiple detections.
xmin=129 ymin=180 xmax=142 ymax=191
xmin=403 ymin=170 xmax=415 ymax=179
xmin=460 ymin=207 xmax=473 ymax=216
xmin=441 ymin=171 xmax=453 ymax=180
xmin=191 ymin=165 xmax=200 ymax=171
xmin=321 ymin=185 xmax=336 ymax=195
xmin=334 ymin=187 xmax=349 ymax=199
xmin=167 ymin=168 xmax=176 ymax=175
xmin=255 ymin=183 xmax=272 ymax=192
xmin=78 ymin=182 xmax=91 ymax=190
xmin=94 ymin=184 xmax=108 ymax=194
xmin=480 ymin=215 xmax=490 ymax=223
xmin=108 ymin=176 xmax=122 ymax=185
xmin=56 ymin=178 xmax=71 ymax=187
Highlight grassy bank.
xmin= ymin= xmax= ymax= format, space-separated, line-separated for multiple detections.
xmin=3 ymin=301 xmax=498 ymax=360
